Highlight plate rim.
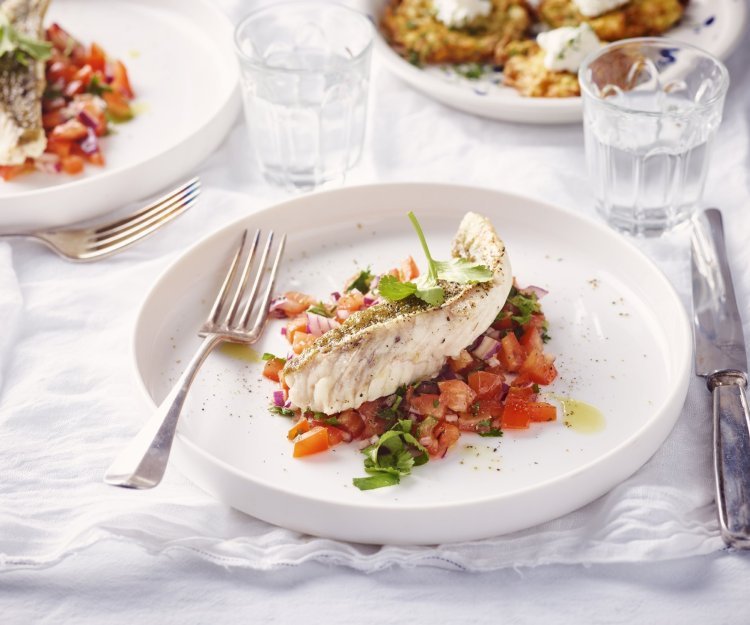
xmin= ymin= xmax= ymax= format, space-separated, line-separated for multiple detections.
xmin=130 ymin=182 xmax=693 ymax=517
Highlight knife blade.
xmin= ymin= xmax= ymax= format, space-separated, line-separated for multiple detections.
xmin=692 ymin=208 xmax=750 ymax=549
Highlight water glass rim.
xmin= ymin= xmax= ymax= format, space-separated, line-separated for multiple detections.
xmin=233 ymin=0 xmax=375 ymax=74
xmin=577 ymin=37 xmax=730 ymax=117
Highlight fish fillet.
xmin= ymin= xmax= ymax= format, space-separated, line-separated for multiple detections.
xmin=0 ymin=0 xmax=50 ymax=165
xmin=283 ymin=212 xmax=513 ymax=414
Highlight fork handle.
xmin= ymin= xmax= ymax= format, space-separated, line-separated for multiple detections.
xmin=104 ymin=335 xmax=223 ymax=489
xmin=711 ymin=370 xmax=750 ymax=549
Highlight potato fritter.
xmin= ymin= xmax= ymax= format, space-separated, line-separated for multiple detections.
xmin=381 ymin=0 xmax=531 ymax=65
xmin=537 ymin=0 xmax=686 ymax=41
xmin=499 ymin=40 xmax=581 ymax=97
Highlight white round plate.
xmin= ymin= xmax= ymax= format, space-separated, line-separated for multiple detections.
xmin=0 ymin=0 xmax=240 ymax=229
xmin=366 ymin=0 xmax=746 ymax=123
xmin=133 ymin=183 xmax=691 ymax=545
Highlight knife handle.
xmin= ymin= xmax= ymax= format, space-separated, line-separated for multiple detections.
xmin=710 ymin=370 xmax=750 ymax=548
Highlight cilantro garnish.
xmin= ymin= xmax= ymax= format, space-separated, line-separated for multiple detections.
xmin=352 ymin=420 xmax=429 ymax=491
xmin=507 ymin=291 xmax=541 ymax=326
xmin=478 ymin=428 xmax=504 ymax=437
xmin=262 ymin=352 xmax=285 ymax=362
xmin=86 ymin=74 xmax=112 ymax=96
xmin=378 ymin=212 xmax=492 ymax=307
xmin=307 ymin=302 xmax=333 ymax=318
xmin=0 ymin=10 xmax=52 ymax=63
xmin=456 ymin=63 xmax=484 ymax=80
xmin=269 ymin=406 xmax=296 ymax=417
xmin=323 ymin=416 xmax=340 ymax=426
xmin=346 ymin=268 xmax=373 ymax=294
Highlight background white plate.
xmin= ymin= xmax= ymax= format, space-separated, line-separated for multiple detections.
xmin=0 ymin=0 xmax=240 ymax=229
xmin=132 ymin=184 xmax=692 ymax=545
xmin=366 ymin=0 xmax=747 ymax=124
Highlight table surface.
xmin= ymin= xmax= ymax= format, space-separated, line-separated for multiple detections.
xmin=4 ymin=0 xmax=750 ymax=621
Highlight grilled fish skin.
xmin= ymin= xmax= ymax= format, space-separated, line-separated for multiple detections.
xmin=283 ymin=212 xmax=513 ymax=414
xmin=0 ymin=0 xmax=51 ymax=165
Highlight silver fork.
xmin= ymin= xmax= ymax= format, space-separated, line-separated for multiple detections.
xmin=0 ymin=177 xmax=200 ymax=262
xmin=104 ymin=228 xmax=286 ymax=489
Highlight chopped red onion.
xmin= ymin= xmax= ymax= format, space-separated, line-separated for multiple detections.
xmin=273 ymin=391 xmax=285 ymax=407
xmin=79 ymin=128 xmax=99 ymax=155
xmin=357 ymin=438 xmax=372 ymax=450
xmin=436 ymin=363 xmax=457 ymax=381
xmin=363 ymin=296 xmax=376 ymax=307
xmin=336 ymin=309 xmax=351 ymax=321
xmin=280 ymin=327 xmax=287 ymax=336
xmin=524 ymin=285 xmax=548 ymax=299
xmin=419 ymin=436 xmax=433 ymax=447
xmin=485 ymin=328 xmax=501 ymax=340
xmin=34 ymin=153 xmax=61 ymax=174
xmin=331 ymin=291 xmax=341 ymax=301
xmin=499 ymin=383 xmax=510 ymax=401
xmin=472 ymin=335 xmax=501 ymax=361
xmin=415 ymin=381 xmax=440 ymax=395
xmin=486 ymin=356 xmax=500 ymax=368
xmin=306 ymin=312 xmax=339 ymax=337
xmin=269 ymin=297 xmax=289 ymax=318
xmin=445 ymin=413 xmax=458 ymax=423
xmin=78 ymin=109 xmax=99 ymax=129
xmin=468 ymin=334 xmax=484 ymax=352
xmin=284 ymin=401 xmax=292 ymax=408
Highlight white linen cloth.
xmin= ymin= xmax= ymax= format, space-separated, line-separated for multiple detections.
xmin=1 ymin=0 xmax=749 ymax=573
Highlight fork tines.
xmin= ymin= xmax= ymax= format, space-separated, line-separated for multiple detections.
xmin=87 ymin=177 xmax=201 ymax=253
xmin=202 ymin=228 xmax=286 ymax=341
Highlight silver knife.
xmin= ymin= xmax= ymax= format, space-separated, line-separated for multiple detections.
xmin=692 ymin=208 xmax=750 ymax=549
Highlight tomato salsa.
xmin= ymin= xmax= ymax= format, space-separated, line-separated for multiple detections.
xmin=263 ymin=258 xmax=559 ymax=468
xmin=0 ymin=23 xmax=135 ymax=181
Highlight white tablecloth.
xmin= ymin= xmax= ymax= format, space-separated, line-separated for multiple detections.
xmin=3 ymin=0 xmax=750 ymax=620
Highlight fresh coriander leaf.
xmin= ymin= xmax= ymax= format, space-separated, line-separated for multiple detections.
xmin=471 ymin=402 xmax=480 ymax=416
xmin=262 ymin=352 xmax=282 ymax=361
xmin=86 ymin=74 xmax=112 ymax=96
xmin=433 ymin=258 xmax=492 ymax=284
xmin=307 ymin=302 xmax=333 ymax=318
xmin=0 ymin=10 xmax=52 ymax=62
xmin=394 ymin=449 xmax=415 ymax=473
xmin=324 ymin=416 xmax=340 ymax=426
xmin=479 ymin=428 xmax=504 ymax=437
xmin=413 ymin=278 xmax=445 ymax=306
xmin=346 ymin=268 xmax=373 ymax=294
xmin=456 ymin=63 xmax=484 ymax=80
xmin=353 ymin=472 xmax=400 ymax=490
xmin=477 ymin=419 xmax=491 ymax=428
xmin=378 ymin=274 xmax=417 ymax=301
xmin=269 ymin=406 xmax=296 ymax=417
xmin=508 ymin=292 xmax=540 ymax=326
xmin=407 ymin=50 xmax=422 ymax=67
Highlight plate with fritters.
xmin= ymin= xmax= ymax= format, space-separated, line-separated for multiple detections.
xmin=367 ymin=0 xmax=746 ymax=123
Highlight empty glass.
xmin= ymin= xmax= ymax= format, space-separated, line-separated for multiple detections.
xmin=234 ymin=2 xmax=374 ymax=191
xmin=579 ymin=39 xmax=729 ymax=236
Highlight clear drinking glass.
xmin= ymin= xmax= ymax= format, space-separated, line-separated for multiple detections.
xmin=234 ymin=2 xmax=374 ymax=191
xmin=579 ymin=38 xmax=729 ymax=236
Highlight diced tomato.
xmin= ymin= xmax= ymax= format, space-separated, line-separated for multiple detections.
xmin=501 ymin=400 xmax=532 ymax=429
xmin=86 ymin=151 xmax=105 ymax=166
xmin=438 ymin=380 xmax=477 ymax=413
xmin=498 ymin=333 xmax=526 ymax=373
xmin=287 ymin=418 xmax=310 ymax=440
xmin=262 ymin=357 xmax=285 ymax=382
xmin=448 ymin=349 xmax=475 ymax=373
xmin=492 ymin=314 xmax=513 ymax=331
xmin=47 ymin=59 xmax=76 ymax=83
xmin=336 ymin=291 xmax=364 ymax=313
xmin=276 ymin=291 xmax=315 ymax=317
xmin=434 ymin=423 xmax=460 ymax=457
xmin=358 ymin=400 xmax=389 ymax=438
xmin=527 ymin=401 xmax=557 ymax=422
xmin=475 ymin=399 xmax=504 ymax=419
xmin=325 ymin=426 xmax=346 ymax=446
xmin=506 ymin=385 xmax=536 ymax=401
xmin=337 ymin=409 xmax=365 ymax=438
xmin=285 ymin=315 xmax=308 ymax=344
xmin=111 ymin=60 xmax=134 ymax=98
xmin=0 ymin=162 xmax=34 ymax=181
xmin=292 ymin=426 xmax=329 ymax=457
xmin=467 ymin=371 xmax=504 ymax=399
xmin=64 ymin=79 xmax=85 ymax=97
xmin=399 ymin=255 xmax=420 ymax=281
xmin=51 ymin=119 xmax=88 ymax=141
xmin=520 ymin=326 xmax=544 ymax=354
xmin=47 ymin=23 xmax=85 ymax=58
xmin=61 ymin=155 xmax=84 ymax=175
xmin=292 ymin=331 xmax=316 ymax=354
xmin=87 ymin=43 xmax=107 ymax=72
xmin=103 ymin=91 xmax=133 ymax=121
xmin=45 ymin=138 xmax=72 ymax=158
xmin=517 ymin=350 xmax=558 ymax=385
xmin=42 ymin=110 xmax=68 ymax=130
xmin=409 ymin=394 xmax=446 ymax=419
xmin=457 ymin=414 xmax=487 ymax=432
xmin=74 ymin=64 xmax=93 ymax=85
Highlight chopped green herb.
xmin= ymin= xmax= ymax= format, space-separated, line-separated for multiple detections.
xmin=477 ymin=419 xmax=491 ymax=428
xmin=407 ymin=50 xmax=422 ymax=67
xmin=261 ymin=352 xmax=280 ymax=361
xmin=378 ymin=212 xmax=492 ymax=307
xmin=86 ymin=74 xmax=112 ymax=96
xmin=532 ymin=383 xmax=540 ymax=394
xmin=307 ymin=302 xmax=333 ymax=318
xmin=269 ymin=406 xmax=296 ymax=417
xmin=471 ymin=402 xmax=480 ymax=416
xmin=352 ymin=420 xmax=429 ymax=491
xmin=323 ymin=416 xmax=340 ymax=426
xmin=0 ymin=10 xmax=52 ymax=63
xmin=508 ymin=291 xmax=540 ymax=326
xmin=479 ymin=428 xmax=504 ymax=437
xmin=432 ymin=398 xmax=440 ymax=408
xmin=456 ymin=63 xmax=484 ymax=80
xmin=346 ymin=268 xmax=374 ymax=294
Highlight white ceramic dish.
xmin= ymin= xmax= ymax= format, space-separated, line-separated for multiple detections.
xmin=0 ymin=0 xmax=240 ymax=229
xmin=132 ymin=183 xmax=691 ymax=545
xmin=366 ymin=0 xmax=746 ymax=123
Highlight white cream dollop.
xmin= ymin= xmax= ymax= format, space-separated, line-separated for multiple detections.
xmin=536 ymin=23 xmax=601 ymax=73
xmin=432 ymin=0 xmax=492 ymax=28
xmin=572 ymin=0 xmax=629 ymax=17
